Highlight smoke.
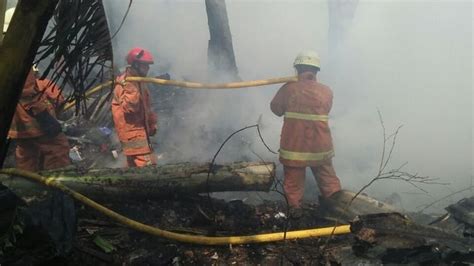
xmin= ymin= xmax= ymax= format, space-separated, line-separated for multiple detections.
xmin=326 ymin=0 xmax=473 ymax=212
xmin=103 ymin=0 xmax=472 ymax=211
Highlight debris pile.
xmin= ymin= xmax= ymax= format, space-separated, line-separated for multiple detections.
xmin=1 ymin=190 xmax=472 ymax=265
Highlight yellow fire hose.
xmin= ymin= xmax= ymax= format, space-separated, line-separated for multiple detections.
xmin=0 ymin=168 xmax=351 ymax=245
xmin=62 ymin=76 xmax=297 ymax=112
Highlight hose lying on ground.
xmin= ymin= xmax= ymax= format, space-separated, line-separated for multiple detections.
xmin=0 ymin=168 xmax=351 ymax=245
xmin=62 ymin=76 xmax=297 ymax=111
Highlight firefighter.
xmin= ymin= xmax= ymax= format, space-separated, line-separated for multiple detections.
xmin=8 ymin=68 xmax=71 ymax=171
xmin=271 ymin=50 xmax=342 ymax=215
xmin=112 ymin=47 xmax=158 ymax=167
xmin=32 ymin=65 xmax=66 ymax=112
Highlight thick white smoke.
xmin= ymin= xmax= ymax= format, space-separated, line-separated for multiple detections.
xmin=103 ymin=0 xmax=472 ymax=212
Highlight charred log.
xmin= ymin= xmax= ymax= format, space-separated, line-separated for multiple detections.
xmin=351 ymin=213 xmax=473 ymax=264
xmin=319 ymin=189 xmax=400 ymax=222
xmin=446 ymin=196 xmax=474 ymax=237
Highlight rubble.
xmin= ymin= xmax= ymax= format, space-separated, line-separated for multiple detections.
xmin=446 ymin=196 xmax=474 ymax=237
xmin=1 ymin=189 xmax=474 ymax=265
xmin=350 ymin=212 xmax=473 ymax=264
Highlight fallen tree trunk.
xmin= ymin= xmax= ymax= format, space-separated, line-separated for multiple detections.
xmin=0 ymin=162 xmax=275 ymax=201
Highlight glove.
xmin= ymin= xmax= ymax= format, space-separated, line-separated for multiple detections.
xmin=156 ymin=73 xmax=170 ymax=80
xmin=35 ymin=110 xmax=62 ymax=137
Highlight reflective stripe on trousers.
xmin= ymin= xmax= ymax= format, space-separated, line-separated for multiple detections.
xmin=284 ymin=112 xmax=328 ymax=121
xmin=121 ymin=139 xmax=149 ymax=149
xmin=126 ymin=153 xmax=156 ymax=168
xmin=280 ymin=149 xmax=334 ymax=161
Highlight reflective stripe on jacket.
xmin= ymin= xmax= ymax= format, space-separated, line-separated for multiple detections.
xmin=284 ymin=112 xmax=328 ymax=122
xmin=270 ymin=72 xmax=335 ymax=167
xmin=111 ymin=69 xmax=158 ymax=156
xmin=279 ymin=149 xmax=334 ymax=161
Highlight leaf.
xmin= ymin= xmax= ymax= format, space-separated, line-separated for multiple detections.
xmin=3 ymin=238 xmax=13 ymax=248
xmin=93 ymin=235 xmax=116 ymax=253
xmin=13 ymin=225 xmax=23 ymax=234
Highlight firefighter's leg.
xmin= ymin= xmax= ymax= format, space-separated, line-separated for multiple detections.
xmin=283 ymin=165 xmax=306 ymax=208
xmin=126 ymin=156 xmax=136 ymax=167
xmin=127 ymin=153 xmax=157 ymax=168
xmin=38 ymin=133 xmax=71 ymax=170
xmin=310 ymin=160 xmax=341 ymax=198
xmin=15 ymin=138 xmax=40 ymax=171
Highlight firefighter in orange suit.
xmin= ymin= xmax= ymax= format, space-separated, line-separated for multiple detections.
xmin=8 ymin=67 xmax=71 ymax=171
xmin=271 ymin=51 xmax=342 ymax=211
xmin=112 ymin=47 xmax=158 ymax=167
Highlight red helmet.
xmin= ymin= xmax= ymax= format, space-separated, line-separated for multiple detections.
xmin=126 ymin=47 xmax=154 ymax=65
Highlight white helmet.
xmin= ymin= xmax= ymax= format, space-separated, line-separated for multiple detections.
xmin=3 ymin=7 xmax=15 ymax=33
xmin=293 ymin=50 xmax=321 ymax=69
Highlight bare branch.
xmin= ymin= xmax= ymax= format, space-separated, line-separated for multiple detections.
xmin=381 ymin=125 xmax=403 ymax=172
xmin=322 ymin=110 xmax=444 ymax=251
xmin=376 ymin=108 xmax=386 ymax=176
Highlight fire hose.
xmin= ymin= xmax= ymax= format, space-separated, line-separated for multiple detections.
xmin=62 ymin=76 xmax=298 ymax=112
xmin=0 ymin=168 xmax=351 ymax=245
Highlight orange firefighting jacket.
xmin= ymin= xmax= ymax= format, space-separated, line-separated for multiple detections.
xmin=8 ymin=72 xmax=64 ymax=139
xmin=36 ymin=79 xmax=65 ymax=110
xmin=270 ymin=72 xmax=335 ymax=167
xmin=111 ymin=68 xmax=157 ymax=156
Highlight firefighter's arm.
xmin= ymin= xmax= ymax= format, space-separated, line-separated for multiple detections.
xmin=22 ymin=97 xmax=48 ymax=116
xmin=35 ymin=110 xmax=62 ymax=137
xmin=270 ymin=84 xmax=288 ymax=116
xmin=118 ymin=82 xmax=141 ymax=113
xmin=22 ymin=97 xmax=61 ymax=137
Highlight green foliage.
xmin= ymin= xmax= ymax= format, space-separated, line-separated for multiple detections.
xmin=93 ymin=235 xmax=116 ymax=253
xmin=0 ymin=207 xmax=25 ymax=255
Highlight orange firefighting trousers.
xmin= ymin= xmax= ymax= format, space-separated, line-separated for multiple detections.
xmin=126 ymin=153 xmax=157 ymax=168
xmin=15 ymin=133 xmax=71 ymax=172
xmin=283 ymin=161 xmax=341 ymax=208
